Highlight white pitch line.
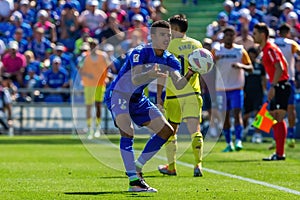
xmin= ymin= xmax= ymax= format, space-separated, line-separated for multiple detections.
xmin=85 ymin=138 xmax=300 ymax=196
xmin=155 ymin=155 xmax=300 ymax=196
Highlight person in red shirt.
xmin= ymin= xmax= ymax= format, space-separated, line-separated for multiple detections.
xmin=253 ymin=23 xmax=291 ymax=161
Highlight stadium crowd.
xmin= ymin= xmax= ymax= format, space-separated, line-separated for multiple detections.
xmin=0 ymin=0 xmax=166 ymax=103
xmin=206 ymin=0 xmax=300 ymax=90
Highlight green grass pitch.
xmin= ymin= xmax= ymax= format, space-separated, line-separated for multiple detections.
xmin=0 ymin=134 xmax=299 ymax=199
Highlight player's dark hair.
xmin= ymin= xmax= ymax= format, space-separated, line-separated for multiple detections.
xmin=168 ymin=14 xmax=188 ymax=33
xmin=223 ymin=26 xmax=235 ymax=34
xmin=278 ymin=23 xmax=291 ymax=35
xmin=150 ymin=20 xmax=170 ymax=35
xmin=247 ymin=47 xmax=259 ymax=56
xmin=254 ymin=23 xmax=269 ymax=38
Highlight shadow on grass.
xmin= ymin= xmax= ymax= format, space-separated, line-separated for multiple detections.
xmin=0 ymin=137 xmax=83 ymax=145
xmin=98 ymin=175 xmax=158 ymax=179
xmin=64 ymin=191 xmax=154 ymax=197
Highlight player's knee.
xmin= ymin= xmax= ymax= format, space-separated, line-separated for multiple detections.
xmin=159 ymin=124 xmax=174 ymax=140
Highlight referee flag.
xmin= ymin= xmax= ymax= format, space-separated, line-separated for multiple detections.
xmin=252 ymin=102 xmax=277 ymax=133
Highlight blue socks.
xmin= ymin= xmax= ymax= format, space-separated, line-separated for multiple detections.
xmin=235 ymin=125 xmax=243 ymax=141
xmin=136 ymin=134 xmax=167 ymax=168
xmin=120 ymin=137 xmax=138 ymax=181
xmin=223 ymin=129 xmax=231 ymax=144
xmin=120 ymin=135 xmax=167 ymax=181
xmin=287 ymin=127 xmax=295 ymax=139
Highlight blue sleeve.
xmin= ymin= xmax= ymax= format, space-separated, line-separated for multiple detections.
xmin=129 ymin=47 xmax=146 ymax=68
xmin=167 ymin=54 xmax=181 ymax=72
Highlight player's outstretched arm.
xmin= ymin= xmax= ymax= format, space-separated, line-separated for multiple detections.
xmin=169 ymin=68 xmax=195 ymax=90
xmin=132 ymin=63 xmax=168 ymax=85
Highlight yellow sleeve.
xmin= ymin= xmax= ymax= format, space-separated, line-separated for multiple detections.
xmin=241 ymin=48 xmax=251 ymax=65
xmin=291 ymin=40 xmax=300 ymax=54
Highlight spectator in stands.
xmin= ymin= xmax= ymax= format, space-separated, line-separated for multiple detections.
xmin=222 ymin=0 xmax=240 ymax=26
xmin=9 ymin=11 xmax=33 ymax=42
xmin=206 ymin=12 xmax=228 ymax=42
xmin=99 ymin=12 xmax=126 ymax=47
xmin=1 ymin=41 xmax=26 ymax=87
xmin=79 ymin=0 xmax=107 ymax=37
xmin=8 ymin=28 xmax=29 ymax=54
xmin=42 ymin=2 xmax=60 ymax=27
xmin=60 ymin=2 xmax=80 ymax=52
xmin=127 ymin=14 xmax=149 ymax=44
xmin=0 ymin=0 xmax=13 ymax=21
xmin=50 ymin=43 xmax=76 ymax=83
xmin=278 ymin=2 xmax=294 ymax=25
xmin=73 ymin=30 xmax=91 ymax=56
xmin=237 ymin=8 xmax=259 ymax=35
xmin=286 ymin=11 xmax=300 ymax=40
xmin=234 ymin=26 xmax=255 ymax=50
xmin=267 ymin=0 xmax=285 ymax=18
xmin=24 ymin=67 xmax=42 ymax=89
xmin=127 ymin=0 xmax=150 ymax=27
xmin=79 ymin=38 xmax=110 ymax=139
xmin=34 ymin=9 xmax=57 ymax=43
xmin=42 ymin=56 xmax=69 ymax=102
xmin=247 ymin=0 xmax=264 ymax=22
xmin=255 ymin=0 xmax=269 ymax=13
xmin=149 ymin=0 xmax=166 ymax=21
xmin=24 ymin=50 xmax=42 ymax=76
xmin=29 ymin=27 xmax=52 ymax=62
xmin=106 ymin=0 xmax=127 ymax=28
xmin=19 ymin=0 xmax=36 ymax=26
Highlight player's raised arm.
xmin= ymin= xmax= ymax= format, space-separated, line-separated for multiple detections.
xmin=131 ymin=63 xmax=168 ymax=86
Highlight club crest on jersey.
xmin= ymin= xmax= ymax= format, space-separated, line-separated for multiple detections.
xmin=133 ymin=54 xmax=140 ymax=62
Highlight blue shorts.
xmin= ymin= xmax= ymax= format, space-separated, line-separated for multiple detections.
xmin=105 ymin=91 xmax=163 ymax=127
xmin=148 ymin=91 xmax=166 ymax=104
xmin=216 ymin=89 xmax=244 ymax=112
xmin=288 ymin=80 xmax=296 ymax=105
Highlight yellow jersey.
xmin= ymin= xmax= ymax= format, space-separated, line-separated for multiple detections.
xmin=166 ymin=36 xmax=202 ymax=96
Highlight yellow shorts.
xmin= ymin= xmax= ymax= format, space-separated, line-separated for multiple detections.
xmin=84 ymin=86 xmax=106 ymax=105
xmin=164 ymin=94 xmax=203 ymax=124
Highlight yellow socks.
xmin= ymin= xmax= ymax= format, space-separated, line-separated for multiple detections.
xmin=87 ymin=118 xmax=92 ymax=129
xmin=96 ymin=118 xmax=101 ymax=128
xmin=165 ymin=135 xmax=177 ymax=171
xmin=191 ymin=132 xmax=203 ymax=167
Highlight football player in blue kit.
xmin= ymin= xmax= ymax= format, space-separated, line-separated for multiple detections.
xmin=105 ymin=20 xmax=196 ymax=192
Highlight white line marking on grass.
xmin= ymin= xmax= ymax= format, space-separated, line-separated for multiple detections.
xmin=87 ymin=138 xmax=300 ymax=196
xmin=155 ymin=155 xmax=300 ymax=196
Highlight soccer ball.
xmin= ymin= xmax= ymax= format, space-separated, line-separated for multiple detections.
xmin=188 ymin=48 xmax=214 ymax=74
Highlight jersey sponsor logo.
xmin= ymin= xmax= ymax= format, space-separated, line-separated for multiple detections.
xmin=218 ymin=54 xmax=237 ymax=59
xmin=133 ymin=54 xmax=140 ymax=63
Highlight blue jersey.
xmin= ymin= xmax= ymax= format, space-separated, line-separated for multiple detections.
xmin=107 ymin=43 xmax=181 ymax=98
xmin=43 ymin=68 xmax=68 ymax=88
xmin=29 ymin=38 xmax=52 ymax=61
